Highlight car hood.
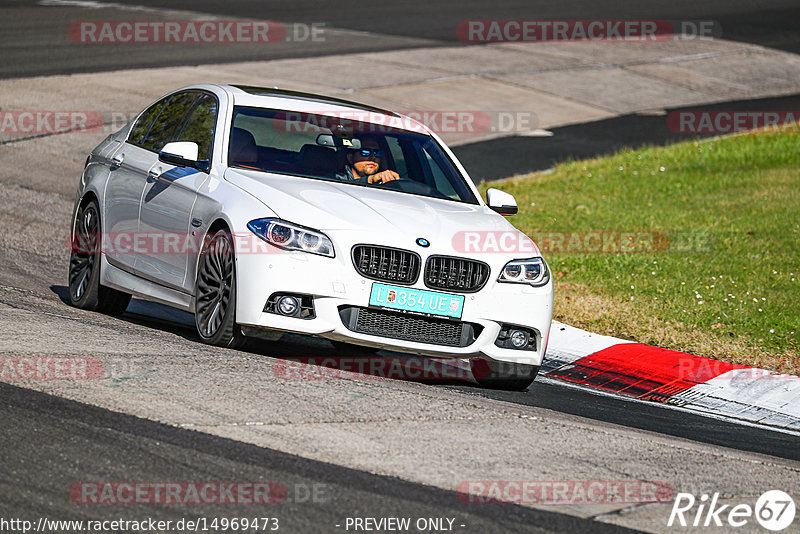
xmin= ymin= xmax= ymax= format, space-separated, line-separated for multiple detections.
xmin=225 ymin=168 xmax=538 ymax=254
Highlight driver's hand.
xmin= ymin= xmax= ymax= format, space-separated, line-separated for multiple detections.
xmin=368 ymin=170 xmax=400 ymax=184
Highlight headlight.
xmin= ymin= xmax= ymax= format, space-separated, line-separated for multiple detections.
xmin=498 ymin=257 xmax=549 ymax=287
xmin=247 ymin=218 xmax=334 ymax=257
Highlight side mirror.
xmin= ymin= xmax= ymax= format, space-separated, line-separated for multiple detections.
xmin=486 ymin=188 xmax=518 ymax=216
xmin=159 ymin=142 xmax=209 ymax=172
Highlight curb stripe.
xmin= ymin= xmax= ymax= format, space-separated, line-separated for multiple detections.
xmin=547 ymin=343 xmax=748 ymax=402
xmin=545 ymin=322 xmax=800 ymax=431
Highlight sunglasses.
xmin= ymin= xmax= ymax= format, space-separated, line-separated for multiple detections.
xmin=355 ymin=148 xmax=383 ymax=158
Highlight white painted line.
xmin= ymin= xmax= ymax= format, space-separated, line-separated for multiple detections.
xmin=677 ymin=369 xmax=800 ymax=426
xmin=545 ymin=321 xmax=632 ymax=369
xmin=38 ymin=0 xmax=225 ymax=19
xmin=538 ymin=375 xmax=800 ymax=437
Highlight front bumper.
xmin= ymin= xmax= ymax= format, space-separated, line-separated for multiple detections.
xmin=234 ymin=237 xmax=553 ymax=366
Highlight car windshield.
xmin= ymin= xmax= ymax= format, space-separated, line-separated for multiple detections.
xmin=228 ymin=106 xmax=479 ymax=204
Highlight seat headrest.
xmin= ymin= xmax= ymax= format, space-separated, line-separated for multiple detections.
xmin=299 ymin=144 xmax=337 ymax=173
xmin=230 ymin=127 xmax=258 ymax=164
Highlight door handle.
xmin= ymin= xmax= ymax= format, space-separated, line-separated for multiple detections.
xmin=111 ymin=153 xmax=124 ymax=169
xmin=147 ymin=168 xmax=161 ymax=183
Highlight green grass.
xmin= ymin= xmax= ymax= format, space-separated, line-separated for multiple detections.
xmin=483 ymin=127 xmax=800 ymax=373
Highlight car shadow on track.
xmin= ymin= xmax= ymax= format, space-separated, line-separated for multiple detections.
xmin=50 ymin=285 xmax=479 ymax=389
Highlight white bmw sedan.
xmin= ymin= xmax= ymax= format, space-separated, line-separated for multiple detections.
xmin=68 ymin=84 xmax=553 ymax=390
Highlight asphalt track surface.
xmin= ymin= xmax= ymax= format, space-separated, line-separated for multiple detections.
xmin=2 ymin=1 xmax=800 ymax=532
xmin=1 ymin=300 xmax=798 ymax=532
xmin=31 ymin=294 xmax=784 ymax=466
xmin=455 ymin=92 xmax=800 ymax=180
xmin=5 ymin=0 xmax=800 ymax=179
xmin=2 ymin=0 xmax=800 ymax=79
xmin=46 ymin=297 xmax=800 ymax=464
xmin=41 ymin=295 xmax=800 ymax=464
xmin=0 ymin=382 xmax=631 ymax=534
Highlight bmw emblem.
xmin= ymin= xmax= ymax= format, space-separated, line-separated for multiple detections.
xmin=416 ymin=238 xmax=430 ymax=247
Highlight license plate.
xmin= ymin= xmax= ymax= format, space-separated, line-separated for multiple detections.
xmin=369 ymin=283 xmax=464 ymax=319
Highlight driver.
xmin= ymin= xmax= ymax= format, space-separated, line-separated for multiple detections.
xmin=337 ymin=136 xmax=399 ymax=184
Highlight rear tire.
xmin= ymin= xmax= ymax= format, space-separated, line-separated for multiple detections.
xmin=194 ymin=229 xmax=246 ymax=348
xmin=68 ymin=199 xmax=131 ymax=315
xmin=471 ymin=358 xmax=539 ymax=391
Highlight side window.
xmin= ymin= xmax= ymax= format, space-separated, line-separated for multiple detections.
xmin=420 ymin=144 xmax=457 ymax=199
xmin=385 ymin=136 xmax=407 ymax=177
xmin=128 ymin=97 xmax=167 ymax=146
xmin=176 ymin=93 xmax=217 ymax=162
xmin=140 ymin=92 xmax=199 ymax=152
xmin=235 ymin=112 xmax=303 ymax=152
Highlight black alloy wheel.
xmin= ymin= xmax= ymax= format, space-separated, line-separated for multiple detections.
xmin=68 ymin=199 xmax=131 ymax=315
xmin=194 ymin=229 xmax=245 ymax=348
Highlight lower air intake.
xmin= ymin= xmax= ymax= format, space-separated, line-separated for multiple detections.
xmin=338 ymin=306 xmax=481 ymax=347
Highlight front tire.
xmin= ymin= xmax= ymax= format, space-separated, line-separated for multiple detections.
xmin=471 ymin=358 xmax=539 ymax=391
xmin=68 ymin=199 xmax=131 ymax=315
xmin=194 ymin=229 xmax=246 ymax=348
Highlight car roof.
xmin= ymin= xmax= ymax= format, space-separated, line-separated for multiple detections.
xmin=232 ymin=85 xmax=398 ymax=115
xmin=213 ymin=83 xmax=428 ymax=134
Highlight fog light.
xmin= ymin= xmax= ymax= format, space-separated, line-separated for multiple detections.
xmin=509 ymin=330 xmax=528 ymax=348
xmin=495 ymin=324 xmax=537 ymax=351
xmin=277 ymin=296 xmax=299 ymax=316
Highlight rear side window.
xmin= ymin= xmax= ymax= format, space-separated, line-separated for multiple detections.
xmin=138 ymin=91 xmax=199 ymax=152
xmin=128 ymin=97 xmax=167 ymax=146
xmin=176 ymin=94 xmax=218 ymax=162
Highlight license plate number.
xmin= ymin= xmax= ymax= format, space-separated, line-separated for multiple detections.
xmin=368 ymin=283 xmax=464 ymax=319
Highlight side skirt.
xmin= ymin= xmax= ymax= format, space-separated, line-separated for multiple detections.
xmin=101 ymin=256 xmax=194 ymax=313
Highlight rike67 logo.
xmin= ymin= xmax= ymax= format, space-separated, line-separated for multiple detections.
xmin=668 ymin=490 xmax=796 ymax=531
